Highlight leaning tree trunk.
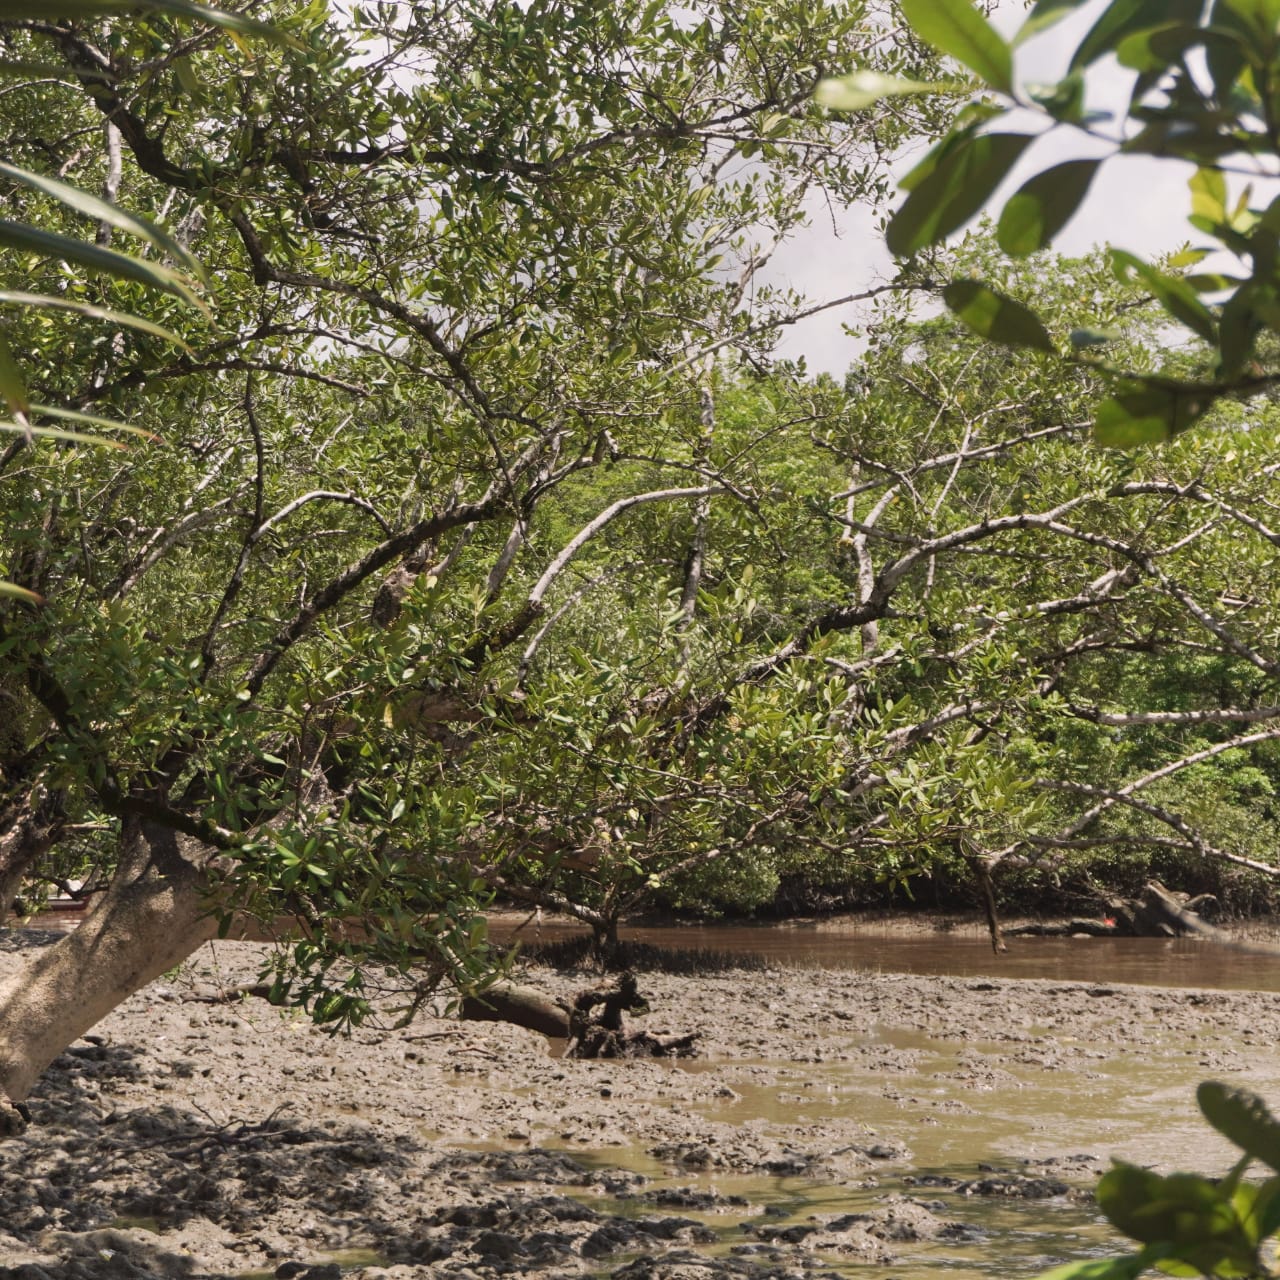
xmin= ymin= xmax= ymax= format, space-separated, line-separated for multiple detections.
xmin=0 ymin=814 xmax=220 ymax=1119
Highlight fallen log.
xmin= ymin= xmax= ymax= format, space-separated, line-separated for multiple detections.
xmin=459 ymin=983 xmax=570 ymax=1038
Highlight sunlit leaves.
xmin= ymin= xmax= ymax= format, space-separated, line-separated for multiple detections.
xmin=885 ymin=0 xmax=1280 ymax=444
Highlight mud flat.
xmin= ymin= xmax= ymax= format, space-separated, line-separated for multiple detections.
xmin=2 ymin=930 xmax=1280 ymax=1280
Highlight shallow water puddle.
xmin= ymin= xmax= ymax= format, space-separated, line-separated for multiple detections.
xmin=558 ymin=1143 xmax=1111 ymax=1280
xmin=535 ymin=1018 xmax=1280 ymax=1279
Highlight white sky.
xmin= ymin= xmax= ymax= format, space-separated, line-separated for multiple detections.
xmin=769 ymin=0 xmax=1209 ymax=376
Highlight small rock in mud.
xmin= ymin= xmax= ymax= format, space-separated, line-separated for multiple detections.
xmin=907 ymin=1169 xmax=1072 ymax=1199
xmin=640 ymin=1187 xmax=753 ymax=1212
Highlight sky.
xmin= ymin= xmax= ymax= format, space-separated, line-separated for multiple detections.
xmin=766 ymin=0 xmax=1210 ymax=376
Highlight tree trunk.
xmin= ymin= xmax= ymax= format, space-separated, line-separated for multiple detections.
xmin=0 ymin=815 xmax=220 ymax=1114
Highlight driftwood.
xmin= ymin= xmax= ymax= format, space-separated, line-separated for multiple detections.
xmin=567 ymin=972 xmax=697 ymax=1059
xmin=1007 ymin=882 xmax=1221 ymax=939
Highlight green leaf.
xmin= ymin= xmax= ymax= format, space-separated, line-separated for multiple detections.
xmin=1015 ymin=0 xmax=1093 ymax=46
xmin=0 ymin=219 xmax=204 ymax=310
xmin=815 ymin=71 xmax=958 ymax=111
xmin=1095 ymin=379 xmax=1216 ymax=446
xmin=0 ymin=159 xmax=204 ymax=281
xmin=0 ymin=420 xmax=128 ymax=448
xmin=30 ymin=403 xmax=158 ymax=443
xmin=1069 ymin=327 xmax=1118 ymax=348
xmin=1036 ymin=1252 xmax=1161 ymax=1280
xmin=1110 ymin=249 xmax=1218 ymax=345
xmin=943 ymin=280 xmax=1056 ymax=351
xmin=1115 ymin=21 xmax=1218 ymax=74
xmin=1214 ymin=0 xmax=1280 ymax=45
xmin=1027 ymin=73 xmax=1087 ymax=123
xmin=1184 ymin=272 xmax=1245 ymax=292
xmin=0 ymin=333 xmax=28 ymax=417
xmin=1071 ymin=0 xmax=1203 ymax=70
xmin=1206 ymin=1 xmax=1254 ymax=97
xmin=0 ymin=581 xmax=42 ymax=604
xmin=888 ymin=132 xmax=1034 ymax=255
xmin=900 ymin=0 xmax=1014 ymax=93
xmin=1097 ymin=1162 xmax=1257 ymax=1272
xmin=1198 ymin=1082 xmax=1280 ymax=1173
xmin=1217 ymin=284 xmax=1265 ymax=376
xmin=0 ymin=291 xmax=189 ymax=348
xmin=997 ymin=159 xmax=1101 ymax=256
xmin=1247 ymin=1177 xmax=1280 ymax=1240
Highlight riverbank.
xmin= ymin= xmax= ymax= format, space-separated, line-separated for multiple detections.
xmin=3 ymin=930 xmax=1280 ymax=1279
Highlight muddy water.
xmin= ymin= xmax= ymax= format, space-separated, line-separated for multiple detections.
xmin=484 ymin=919 xmax=1280 ymax=1279
xmin=494 ymin=916 xmax=1280 ymax=991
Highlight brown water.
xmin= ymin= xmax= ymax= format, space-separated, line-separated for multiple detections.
xmin=493 ymin=917 xmax=1280 ymax=992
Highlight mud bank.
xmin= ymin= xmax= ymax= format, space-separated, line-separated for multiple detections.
xmin=2 ymin=931 xmax=1280 ymax=1280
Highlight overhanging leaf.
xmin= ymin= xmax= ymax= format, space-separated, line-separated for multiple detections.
xmin=815 ymin=71 xmax=958 ymax=111
xmin=0 ymin=581 xmax=42 ymax=604
xmin=1027 ymin=73 xmax=1087 ymax=124
xmin=0 ymin=160 xmax=204 ymax=281
xmin=943 ymin=280 xmax=1056 ymax=351
xmin=1115 ymin=21 xmax=1219 ymax=74
xmin=0 ymin=219 xmax=204 ymax=310
xmin=1206 ymin=0 xmax=1254 ymax=98
xmin=1198 ymin=1082 xmax=1280 ymax=1173
xmin=997 ymin=159 xmax=1102 ymax=255
xmin=0 ymin=420 xmax=128 ymax=448
xmin=1015 ymin=0 xmax=1093 ymax=46
xmin=0 ymin=332 xmax=28 ymax=417
xmin=889 ymin=132 xmax=1034 ymax=255
xmin=900 ymin=0 xmax=1013 ymax=93
xmin=1071 ymin=0 xmax=1203 ymax=70
xmin=1111 ymin=249 xmax=1218 ymax=346
xmin=30 ymin=404 xmax=158 ymax=442
xmin=1095 ymin=379 xmax=1216 ymax=446
xmin=0 ymin=291 xmax=189 ymax=348
xmin=1070 ymin=327 xmax=1118 ymax=348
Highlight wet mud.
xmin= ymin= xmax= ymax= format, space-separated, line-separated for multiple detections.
xmin=3 ymin=927 xmax=1280 ymax=1280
